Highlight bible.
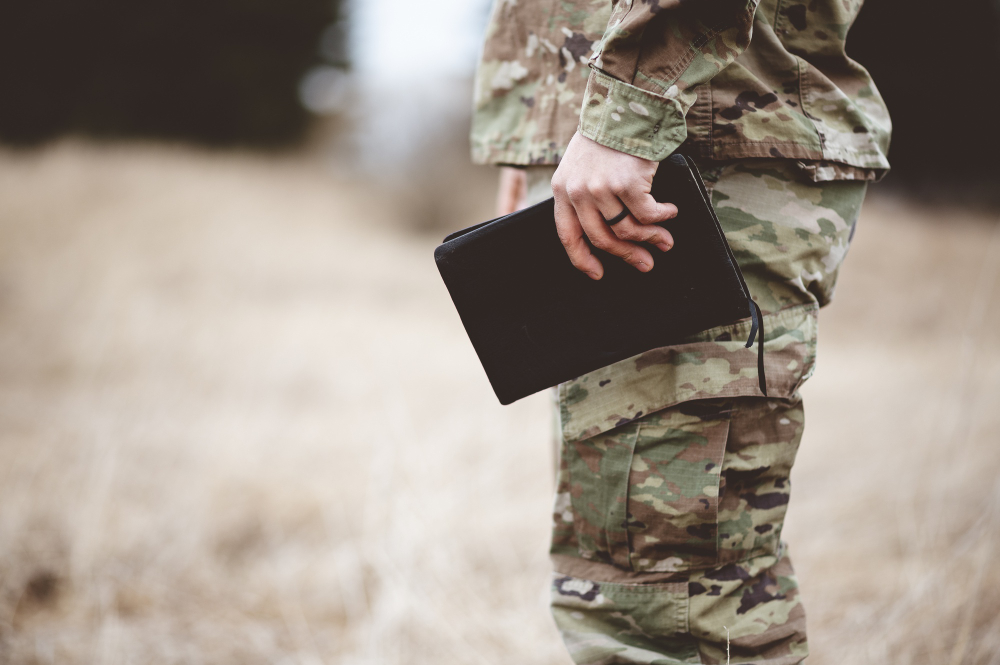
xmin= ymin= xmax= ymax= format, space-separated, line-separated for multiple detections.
xmin=434 ymin=154 xmax=764 ymax=405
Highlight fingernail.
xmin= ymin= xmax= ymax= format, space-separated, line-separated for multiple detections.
xmin=636 ymin=261 xmax=651 ymax=272
xmin=588 ymin=270 xmax=602 ymax=280
xmin=656 ymin=242 xmax=672 ymax=252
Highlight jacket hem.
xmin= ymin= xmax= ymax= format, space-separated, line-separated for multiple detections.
xmin=473 ymin=140 xmax=889 ymax=180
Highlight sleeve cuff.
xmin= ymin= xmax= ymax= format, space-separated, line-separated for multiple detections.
xmin=578 ymin=69 xmax=688 ymax=162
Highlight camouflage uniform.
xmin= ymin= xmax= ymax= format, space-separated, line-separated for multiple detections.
xmin=473 ymin=0 xmax=890 ymax=176
xmin=473 ymin=1 xmax=888 ymax=663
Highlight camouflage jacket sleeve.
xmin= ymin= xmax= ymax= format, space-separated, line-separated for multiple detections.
xmin=582 ymin=0 xmax=758 ymax=161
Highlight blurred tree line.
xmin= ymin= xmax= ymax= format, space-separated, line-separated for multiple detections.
xmin=0 ymin=0 xmax=998 ymax=191
xmin=0 ymin=0 xmax=341 ymax=147
xmin=849 ymin=0 xmax=1000 ymax=185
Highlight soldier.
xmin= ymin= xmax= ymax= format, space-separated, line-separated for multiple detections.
xmin=472 ymin=0 xmax=890 ymax=663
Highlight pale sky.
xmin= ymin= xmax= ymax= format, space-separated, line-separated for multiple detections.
xmin=349 ymin=0 xmax=492 ymax=85
xmin=336 ymin=0 xmax=493 ymax=171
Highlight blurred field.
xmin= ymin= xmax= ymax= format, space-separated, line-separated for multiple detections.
xmin=0 ymin=142 xmax=997 ymax=665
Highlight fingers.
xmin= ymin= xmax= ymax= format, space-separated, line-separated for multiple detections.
xmin=496 ymin=167 xmax=527 ymax=217
xmin=553 ymin=195 xmax=604 ymax=280
xmin=614 ymin=184 xmax=678 ymax=226
xmin=611 ymin=218 xmax=674 ymax=252
xmin=568 ymin=183 xmax=656 ymax=273
xmin=550 ymin=132 xmax=680 ymax=278
xmin=588 ymin=187 xmax=674 ymax=253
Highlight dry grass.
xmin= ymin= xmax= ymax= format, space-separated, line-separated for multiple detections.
xmin=0 ymin=141 xmax=996 ymax=664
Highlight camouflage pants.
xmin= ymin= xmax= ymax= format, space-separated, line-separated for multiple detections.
xmin=524 ymin=160 xmax=869 ymax=664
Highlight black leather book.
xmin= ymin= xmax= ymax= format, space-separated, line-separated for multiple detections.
xmin=434 ymin=154 xmax=763 ymax=405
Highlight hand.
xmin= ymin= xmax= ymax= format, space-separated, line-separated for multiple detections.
xmin=496 ymin=166 xmax=527 ymax=217
xmin=551 ymin=132 xmax=678 ymax=280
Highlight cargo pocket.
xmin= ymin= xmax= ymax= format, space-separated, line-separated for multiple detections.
xmin=550 ymin=573 xmax=700 ymax=665
xmin=560 ymin=400 xmax=733 ymax=573
xmin=562 ymin=421 xmax=641 ymax=570
xmin=555 ymin=306 xmax=817 ymax=573
xmin=625 ymin=400 xmax=732 ymax=573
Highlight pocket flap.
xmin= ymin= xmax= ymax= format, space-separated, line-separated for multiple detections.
xmin=558 ymin=305 xmax=817 ymax=444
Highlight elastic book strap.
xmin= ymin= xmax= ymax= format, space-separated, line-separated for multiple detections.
xmin=744 ymin=298 xmax=767 ymax=396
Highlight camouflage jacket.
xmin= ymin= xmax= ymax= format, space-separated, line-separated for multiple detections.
xmin=471 ymin=0 xmax=891 ymax=180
